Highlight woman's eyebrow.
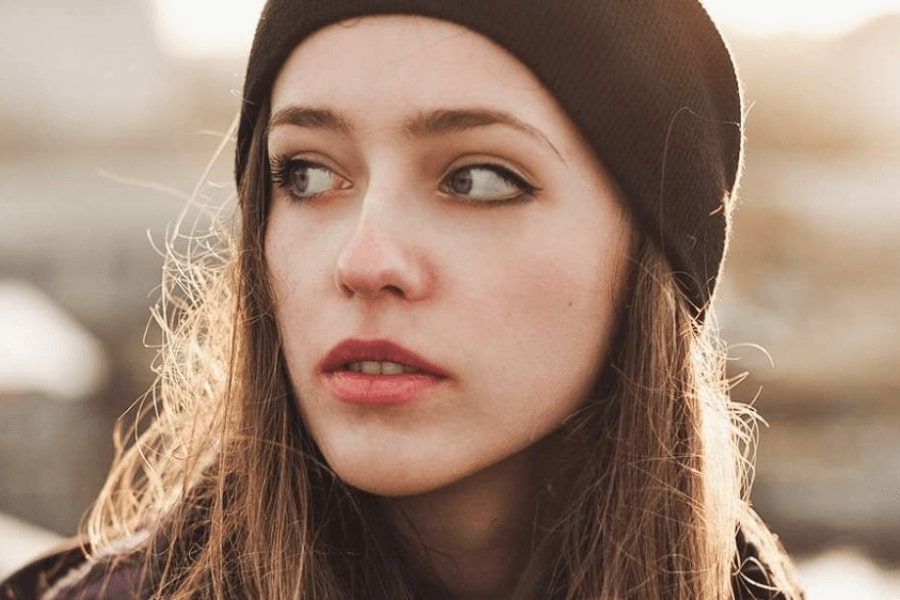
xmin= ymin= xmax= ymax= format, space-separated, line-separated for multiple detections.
xmin=268 ymin=105 xmax=563 ymax=160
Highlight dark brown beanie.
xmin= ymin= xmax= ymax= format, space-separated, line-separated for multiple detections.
xmin=236 ymin=1 xmax=744 ymax=322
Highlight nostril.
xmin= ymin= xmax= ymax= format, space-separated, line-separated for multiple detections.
xmin=338 ymin=282 xmax=403 ymax=299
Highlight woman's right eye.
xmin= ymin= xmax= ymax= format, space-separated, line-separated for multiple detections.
xmin=270 ymin=157 xmax=351 ymax=201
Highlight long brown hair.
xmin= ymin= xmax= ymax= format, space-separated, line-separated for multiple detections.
xmin=83 ymin=98 xmax=804 ymax=599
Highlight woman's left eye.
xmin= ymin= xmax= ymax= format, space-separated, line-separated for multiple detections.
xmin=442 ymin=164 xmax=538 ymax=204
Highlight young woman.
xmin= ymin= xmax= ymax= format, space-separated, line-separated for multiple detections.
xmin=2 ymin=2 xmax=807 ymax=598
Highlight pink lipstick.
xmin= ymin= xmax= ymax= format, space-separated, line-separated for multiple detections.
xmin=317 ymin=338 xmax=451 ymax=405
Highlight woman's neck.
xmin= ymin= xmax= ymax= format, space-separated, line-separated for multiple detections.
xmin=380 ymin=431 xmax=573 ymax=599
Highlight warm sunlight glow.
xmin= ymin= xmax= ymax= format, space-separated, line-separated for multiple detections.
xmin=702 ymin=0 xmax=900 ymax=37
xmin=151 ymin=0 xmax=900 ymax=58
xmin=152 ymin=0 xmax=266 ymax=58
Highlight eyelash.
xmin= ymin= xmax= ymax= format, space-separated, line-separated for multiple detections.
xmin=268 ymin=155 xmax=539 ymax=206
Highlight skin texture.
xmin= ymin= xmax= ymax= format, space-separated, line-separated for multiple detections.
xmin=265 ymin=15 xmax=634 ymax=598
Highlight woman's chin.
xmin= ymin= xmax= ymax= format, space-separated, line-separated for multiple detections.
xmin=334 ymin=469 xmax=452 ymax=498
xmin=328 ymin=457 xmax=461 ymax=497
xmin=319 ymin=445 xmax=479 ymax=498
xmin=342 ymin=474 xmax=443 ymax=498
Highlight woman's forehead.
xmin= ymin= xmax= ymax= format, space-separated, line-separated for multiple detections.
xmin=268 ymin=14 xmax=564 ymax=138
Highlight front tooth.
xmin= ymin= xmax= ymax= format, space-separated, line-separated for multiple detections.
xmin=347 ymin=361 xmax=421 ymax=374
xmin=380 ymin=362 xmax=404 ymax=375
xmin=360 ymin=361 xmax=381 ymax=374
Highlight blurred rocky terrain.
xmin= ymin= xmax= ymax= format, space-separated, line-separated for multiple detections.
xmin=0 ymin=2 xmax=898 ymax=590
xmin=714 ymin=15 xmax=900 ymax=563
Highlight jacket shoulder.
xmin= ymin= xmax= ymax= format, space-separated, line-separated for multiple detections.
xmin=1 ymin=538 xmax=89 ymax=599
xmin=1 ymin=535 xmax=151 ymax=600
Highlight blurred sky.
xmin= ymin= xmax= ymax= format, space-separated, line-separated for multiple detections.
xmin=152 ymin=0 xmax=900 ymax=58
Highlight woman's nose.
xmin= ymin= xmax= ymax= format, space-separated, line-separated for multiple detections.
xmin=333 ymin=191 xmax=431 ymax=302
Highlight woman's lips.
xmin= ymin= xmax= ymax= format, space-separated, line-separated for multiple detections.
xmin=317 ymin=338 xmax=450 ymax=378
xmin=320 ymin=370 xmax=449 ymax=405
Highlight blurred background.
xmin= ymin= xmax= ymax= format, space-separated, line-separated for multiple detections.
xmin=1 ymin=1 xmax=898 ymax=597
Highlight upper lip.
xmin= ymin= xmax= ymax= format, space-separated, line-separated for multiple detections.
xmin=317 ymin=338 xmax=450 ymax=377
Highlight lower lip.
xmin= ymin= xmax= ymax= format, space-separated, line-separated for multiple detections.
xmin=320 ymin=370 xmax=449 ymax=405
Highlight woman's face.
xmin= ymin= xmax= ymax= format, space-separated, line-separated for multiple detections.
xmin=265 ymin=15 xmax=633 ymax=497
